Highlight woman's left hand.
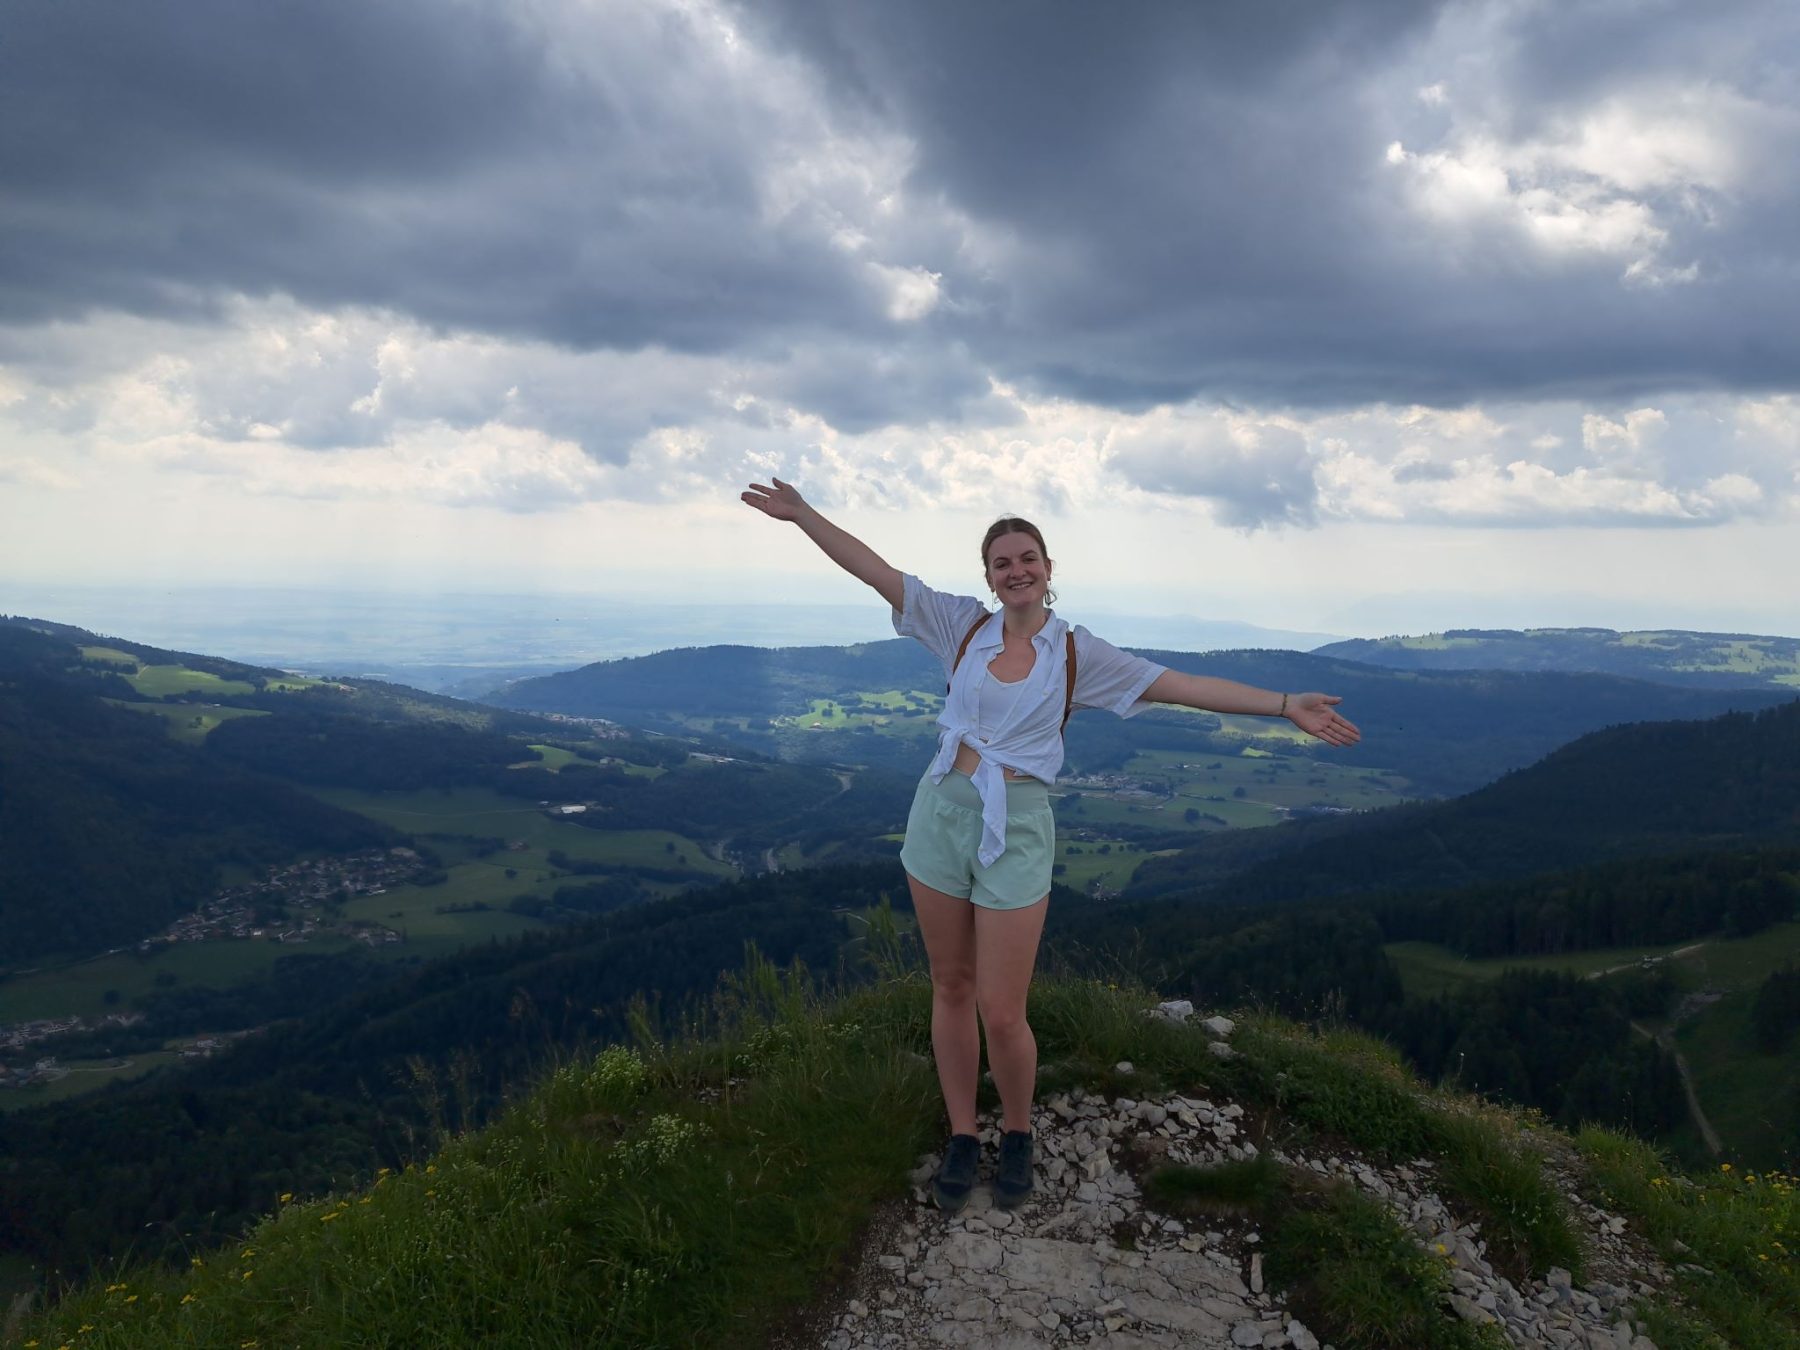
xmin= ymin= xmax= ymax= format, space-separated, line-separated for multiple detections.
xmin=1286 ymin=693 xmax=1361 ymax=747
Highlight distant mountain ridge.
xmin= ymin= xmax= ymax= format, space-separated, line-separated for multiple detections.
xmin=1315 ymin=626 xmax=1800 ymax=689
xmin=491 ymin=637 xmax=1795 ymax=798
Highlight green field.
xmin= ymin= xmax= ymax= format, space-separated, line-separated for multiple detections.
xmin=0 ymin=789 xmax=737 ymax=1030
xmin=1060 ymin=789 xmax=1284 ymax=831
xmin=312 ymin=786 xmax=734 ymax=878
xmin=0 ymin=937 xmax=362 ymax=1024
xmin=109 ymin=699 xmax=268 ymax=743
xmin=1384 ymin=938 xmax=1710 ymax=1000
xmin=312 ymin=786 xmax=734 ymax=952
xmin=1055 ymin=839 xmax=1171 ymax=893
xmin=78 ymin=644 xmax=140 ymax=668
xmin=0 ymin=1050 xmax=182 ymax=1114
xmin=510 ymin=742 xmax=581 ymax=771
xmin=781 ymin=689 xmax=941 ymax=736
xmin=125 ymin=664 xmax=258 ymax=698
xmin=1388 ymin=923 xmax=1800 ymax=1165
xmin=1672 ymin=990 xmax=1795 ymax=1166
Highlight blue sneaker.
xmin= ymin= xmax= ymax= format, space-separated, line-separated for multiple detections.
xmin=932 ymin=1134 xmax=980 ymax=1213
xmin=996 ymin=1129 xmax=1034 ymax=1209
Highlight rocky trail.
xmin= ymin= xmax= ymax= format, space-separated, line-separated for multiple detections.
xmin=798 ymin=1015 xmax=1672 ymax=1350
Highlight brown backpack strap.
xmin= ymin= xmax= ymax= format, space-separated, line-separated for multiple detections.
xmin=947 ymin=613 xmax=990 ymax=692
xmin=1063 ymin=630 xmax=1077 ymax=732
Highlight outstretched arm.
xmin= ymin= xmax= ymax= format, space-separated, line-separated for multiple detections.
xmin=1143 ymin=670 xmax=1361 ymax=748
xmin=741 ymin=478 xmax=905 ymax=612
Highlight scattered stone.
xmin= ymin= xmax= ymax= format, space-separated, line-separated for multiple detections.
xmin=804 ymin=1006 xmax=1676 ymax=1350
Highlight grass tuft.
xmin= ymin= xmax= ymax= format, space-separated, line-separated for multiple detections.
xmin=1142 ymin=1154 xmax=1283 ymax=1215
xmin=1264 ymin=1182 xmax=1508 ymax=1350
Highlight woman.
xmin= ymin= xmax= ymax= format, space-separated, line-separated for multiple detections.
xmin=740 ymin=478 xmax=1360 ymax=1212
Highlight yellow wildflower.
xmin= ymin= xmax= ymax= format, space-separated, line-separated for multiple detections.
xmin=279 ymin=1192 xmax=293 ymax=1204
xmin=190 ymin=1257 xmax=204 ymax=1268
xmin=125 ymin=1294 xmax=138 ymax=1304
xmin=242 ymin=1269 xmax=254 ymax=1280
xmin=320 ymin=1212 xmax=342 ymax=1223
xmin=181 ymin=1294 xmax=197 ymax=1306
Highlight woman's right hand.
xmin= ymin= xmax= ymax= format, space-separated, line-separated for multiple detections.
xmin=741 ymin=477 xmax=810 ymax=522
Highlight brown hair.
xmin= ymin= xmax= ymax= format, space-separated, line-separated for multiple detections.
xmin=980 ymin=516 xmax=1050 ymax=571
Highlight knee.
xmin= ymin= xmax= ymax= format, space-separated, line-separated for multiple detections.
xmin=978 ymin=998 xmax=1030 ymax=1042
xmin=931 ymin=965 xmax=976 ymax=1007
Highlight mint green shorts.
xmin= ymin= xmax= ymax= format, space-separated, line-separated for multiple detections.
xmin=900 ymin=771 xmax=1054 ymax=910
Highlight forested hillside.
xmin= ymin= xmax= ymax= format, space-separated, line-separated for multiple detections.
xmin=0 ymin=864 xmax=910 ymax=1277
xmin=1130 ymin=697 xmax=1800 ymax=903
xmin=0 ymin=630 xmax=397 ymax=961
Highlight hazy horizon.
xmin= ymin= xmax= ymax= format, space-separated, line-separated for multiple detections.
xmin=6 ymin=579 xmax=1798 ymax=698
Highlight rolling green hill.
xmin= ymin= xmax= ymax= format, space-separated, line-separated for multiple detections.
xmin=1129 ymin=697 xmax=1800 ymax=905
xmin=1316 ymin=626 xmax=1800 ymax=689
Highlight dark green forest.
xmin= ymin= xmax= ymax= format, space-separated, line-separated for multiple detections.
xmin=0 ymin=669 xmax=396 ymax=962
xmin=1130 ymin=699 xmax=1800 ymax=904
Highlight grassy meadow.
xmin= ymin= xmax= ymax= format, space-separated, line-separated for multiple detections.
xmin=106 ymin=699 xmax=268 ymax=743
xmin=0 ymin=1050 xmax=182 ymax=1115
xmin=1388 ymin=922 xmax=1800 ymax=1167
xmin=0 ymin=939 xmax=362 ymax=1025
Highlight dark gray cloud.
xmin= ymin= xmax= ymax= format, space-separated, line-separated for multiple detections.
xmin=0 ymin=0 xmax=893 ymax=354
xmin=1 ymin=0 xmax=1796 ymax=435
xmin=741 ymin=0 xmax=1800 ymax=407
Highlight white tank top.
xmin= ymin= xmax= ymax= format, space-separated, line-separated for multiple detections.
xmin=975 ymin=671 xmax=1027 ymax=741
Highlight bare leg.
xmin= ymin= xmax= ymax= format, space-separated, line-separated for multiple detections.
xmin=974 ymin=895 xmax=1050 ymax=1135
xmin=906 ymin=872 xmax=979 ymax=1136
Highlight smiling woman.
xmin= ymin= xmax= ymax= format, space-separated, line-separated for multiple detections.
xmin=741 ymin=476 xmax=1361 ymax=1213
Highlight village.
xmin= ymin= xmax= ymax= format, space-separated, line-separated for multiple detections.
xmin=0 ymin=848 xmax=426 ymax=1092
xmin=147 ymin=846 xmax=426 ymax=947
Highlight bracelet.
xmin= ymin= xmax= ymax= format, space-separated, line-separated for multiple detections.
xmin=1278 ymin=692 xmax=1288 ymax=717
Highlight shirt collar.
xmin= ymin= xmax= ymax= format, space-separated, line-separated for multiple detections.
xmin=970 ymin=608 xmax=1063 ymax=654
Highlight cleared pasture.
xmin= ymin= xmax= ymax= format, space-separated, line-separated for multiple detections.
xmin=1054 ymin=839 xmax=1166 ymax=893
xmin=0 ymin=937 xmax=360 ymax=1024
xmin=509 ymin=743 xmax=581 ymax=771
xmin=78 ymin=645 xmax=140 ymax=668
xmin=127 ymin=664 xmax=257 ymax=698
xmin=313 ymin=785 xmax=734 ymax=874
xmin=1673 ymin=991 xmax=1796 ymax=1167
xmin=109 ymin=699 xmax=268 ymax=743
xmin=0 ymin=1051 xmax=182 ymax=1114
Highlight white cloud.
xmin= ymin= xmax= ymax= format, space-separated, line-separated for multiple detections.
xmin=1381 ymin=84 xmax=1767 ymax=284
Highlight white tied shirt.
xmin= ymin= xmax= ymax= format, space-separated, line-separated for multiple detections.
xmin=891 ymin=572 xmax=1168 ymax=868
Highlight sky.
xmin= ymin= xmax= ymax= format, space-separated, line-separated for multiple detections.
xmin=2 ymin=0 xmax=1798 ymax=642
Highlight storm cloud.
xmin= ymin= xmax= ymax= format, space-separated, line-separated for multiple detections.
xmin=1 ymin=0 xmax=1797 ymax=540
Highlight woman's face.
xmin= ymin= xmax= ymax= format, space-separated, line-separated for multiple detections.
xmin=985 ymin=531 xmax=1052 ymax=610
